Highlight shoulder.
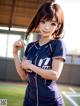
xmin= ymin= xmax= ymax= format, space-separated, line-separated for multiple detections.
xmin=49 ymin=39 xmax=66 ymax=54
xmin=24 ymin=41 xmax=37 ymax=56
xmin=27 ymin=41 xmax=35 ymax=46
xmin=52 ymin=39 xmax=64 ymax=44
xmin=50 ymin=39 xmax=66 ymax=61
xmin=51 ymin=39 xmax=65 ymax=48
xmin=27 ymin=41 xmax=38 ymax=47
xmin=25 ymin=40 xmax=38 ymax=51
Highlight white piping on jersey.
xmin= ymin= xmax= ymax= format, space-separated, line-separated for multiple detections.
xmin=44 ymin=45 xmax=48 ymax=48
xmin=35 ymin=44 xmax=38 ymax=49
xmin=34 ymin=55 xmax=39 ymax=106
xmin=53 ymin=56 xmax=65 ymax=60
xmin=27 ymin=44 xmax=35 ymax=53
xmin=35 ymin=41 xmax=49 ymax=49
xmin=49 ymin=43 xmax=53 ymax=53
xmin=27 ymin=42 xmax=38 ymax=53
xmin=44 ymin=80 xmax=46 ymax=85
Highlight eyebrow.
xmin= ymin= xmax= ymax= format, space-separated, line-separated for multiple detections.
xmin=51 ymin=20 xmax=56 ymax=22
xmin=40 ymin=18 xmax=57 ymax=23
xmin=51 ymin=17 xmax=57 ymax=22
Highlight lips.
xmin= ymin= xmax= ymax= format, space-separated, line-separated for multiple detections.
xmin=42 ymin=30 xmax=50 ymax=33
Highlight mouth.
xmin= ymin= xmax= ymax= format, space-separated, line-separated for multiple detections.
xmin=42 ymin=30 xmax=50 ymax=34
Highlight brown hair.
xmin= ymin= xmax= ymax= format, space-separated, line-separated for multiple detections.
xmin=25 ymin=1 xmax=64 ymax=39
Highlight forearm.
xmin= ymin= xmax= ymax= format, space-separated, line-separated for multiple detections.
xmin=29 ymin=64 xmax=58 ymax=80
xmin=13 ymin=54 xmax=27 ymax=80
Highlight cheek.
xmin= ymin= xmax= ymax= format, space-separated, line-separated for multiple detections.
xmin=38 ymin=23 xmax=41 ymax=30
xmin=38 ymin=22 xmax=44 ymax=28
xmin=52 ymin=26 xmax=57 ymax=31
xmin=38 ymin=24 xmax=44 ymax=31
xmin=51 ymin=28 xmax=56 ymax=33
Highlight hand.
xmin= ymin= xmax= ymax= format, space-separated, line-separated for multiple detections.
xmin=21 ymin=58 xmax=32 ymax=72
xmin=13 ymin=40 xmax=25 ymax=55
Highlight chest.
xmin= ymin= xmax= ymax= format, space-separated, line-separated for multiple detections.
xmin=26 ymin=45 xmax=53 ymax=68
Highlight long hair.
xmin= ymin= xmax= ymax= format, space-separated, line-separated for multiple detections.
xmin=25 ymin=1 xmax=64 ymax=39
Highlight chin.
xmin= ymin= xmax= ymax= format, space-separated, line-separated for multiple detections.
xmin=42 ymin=34 xmax=49 ymax=37
xmin=41 ymin=33 xmax=50 ymax=36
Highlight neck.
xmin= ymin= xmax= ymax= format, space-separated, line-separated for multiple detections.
xmin=39 ymin=36 xmax=51 ymax=46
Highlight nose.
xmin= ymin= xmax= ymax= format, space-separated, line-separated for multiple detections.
xmin=44 ymin=22 xmax=50 ymax=30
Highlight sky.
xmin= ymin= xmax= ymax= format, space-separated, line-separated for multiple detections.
xmin=56 ymin=0 xmax=80 ymax=54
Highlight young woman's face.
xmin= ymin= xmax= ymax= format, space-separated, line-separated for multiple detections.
xmin=38 ymin=17 xmax=57 ymax=38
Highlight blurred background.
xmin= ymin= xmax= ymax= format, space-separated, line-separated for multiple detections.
xmin=0 ymin=0 xmax=80 ymax=106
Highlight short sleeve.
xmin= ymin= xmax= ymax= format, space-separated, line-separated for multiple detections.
xmin=52 ymin=39 xmax=66 ymax=61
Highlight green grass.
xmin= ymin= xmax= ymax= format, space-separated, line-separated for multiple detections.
xmin=73 ymin=97 xmax=80 ymax=105
xmin=58 ymin=84 xmax=80 ymax=106
xmin=58 ymin=85 xmax=73 ymax=106
xmin=0 ymin=82 xmax=26 ymax=106
xmin=0 ymin=82 xmax=80 ymax=106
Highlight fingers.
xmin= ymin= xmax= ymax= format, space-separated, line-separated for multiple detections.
xmin=14 ymin=39 xmax=25 ymax=48
xmin=13 ymin=39 xmax=25 ymax=54
xmin=19 ymin=39 xmax=25 ymax=47
xmin=21 ymin=59 xmax=32 ymax=73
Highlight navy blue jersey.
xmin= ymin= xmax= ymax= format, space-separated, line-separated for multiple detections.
xmin=23 ymin=39 xmax=66 ymax=106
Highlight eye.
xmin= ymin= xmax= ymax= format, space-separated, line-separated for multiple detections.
xmin=51 ymin=22 xmax=56 ymax=26
xmin=40 ymin=20 xmax=45 ymax=24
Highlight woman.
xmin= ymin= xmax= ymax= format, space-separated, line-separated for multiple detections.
xmin=13 ymin=1 xmax=66 ymax=106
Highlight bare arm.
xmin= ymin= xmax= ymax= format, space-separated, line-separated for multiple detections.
xmin=21 ymin=58 xmax=64 ymax=80
xmin=13 ymin=40 xmax=28 ymax=80
xmin=13 ymin=54 xmax=27 ymax=80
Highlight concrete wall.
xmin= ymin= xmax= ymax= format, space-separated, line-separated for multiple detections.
xmin=58 ymin=64 xmax=80 ymax=85
xmin=0 ymin=57 xmax=21 ymax=81
xmin=0 ymin=57 xmax=80 ymax=85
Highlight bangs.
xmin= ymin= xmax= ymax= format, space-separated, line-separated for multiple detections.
xmin=40 ymin=6 xmax=55 ymax=21
xmin=40 ymin=10 xmax=55 ymax=21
